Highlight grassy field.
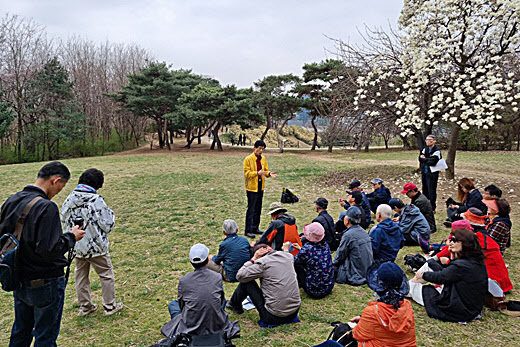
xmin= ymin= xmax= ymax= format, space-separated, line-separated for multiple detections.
xmin=0 ymin=145 xmax=519 ymax=346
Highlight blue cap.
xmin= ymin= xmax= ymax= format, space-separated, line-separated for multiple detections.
xmin=388 ymin=198 xmax=404 ymax=209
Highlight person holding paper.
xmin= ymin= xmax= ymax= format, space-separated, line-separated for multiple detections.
xmin=419 ymin=135 xmax=442 ymax=211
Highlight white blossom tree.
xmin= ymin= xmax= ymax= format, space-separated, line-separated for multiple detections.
xmin=352 ymin=0 xmax=520 ymax=178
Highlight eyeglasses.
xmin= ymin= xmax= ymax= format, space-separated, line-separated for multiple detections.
xmin=450 ymin=237 xmax=461 ymax=243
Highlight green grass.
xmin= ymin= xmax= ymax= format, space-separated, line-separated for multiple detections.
xmin=0 ymin=147 xmax=519 ymax=346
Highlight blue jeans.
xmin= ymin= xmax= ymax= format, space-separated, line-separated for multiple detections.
xmin=9 ymin=276 xmax=66 ymax=347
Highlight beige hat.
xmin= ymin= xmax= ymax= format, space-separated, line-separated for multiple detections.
xmin=267 ymin=202 xmax=287 ymax=215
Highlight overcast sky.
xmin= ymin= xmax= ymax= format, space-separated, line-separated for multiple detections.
xmin=1 ymin=0 xmax=403 ymax=87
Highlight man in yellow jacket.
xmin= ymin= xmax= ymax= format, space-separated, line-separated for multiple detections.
xmin=244 ymin=140 xmax=277 ymax=238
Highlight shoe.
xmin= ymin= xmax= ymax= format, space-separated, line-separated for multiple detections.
xmin=78 ymin=304 xmax=98 ymax=317
xmin=443 ymin=220 xmax=452 ymax=228
xmin=226 ymin=301 xmax=244 ymax=315
xmin=103 ymin=302 xmax=124 ymax=316
xmin=252 ymin=229 xmax=264 ymax=235
xmin=245 ymin=232 xmax=256 ymax=238
xmin=418 ymin=236 xmax=431 ymax=254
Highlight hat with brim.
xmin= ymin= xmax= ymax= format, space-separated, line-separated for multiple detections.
xmin=303 ymin=222 xmax=325 ymax=243
xmin=482 ymin=199 xmax=499 ymax=214
xmin=267 ymin=202 xmax=287 ymax=215
xmin=462 ymin=208 xmax=487 ymax=227
xmin=366 ymin=261 xmax=409 ymax=296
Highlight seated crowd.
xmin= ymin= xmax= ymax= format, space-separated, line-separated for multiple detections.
xmin=160 ymin=177 xmax=514 ymax=346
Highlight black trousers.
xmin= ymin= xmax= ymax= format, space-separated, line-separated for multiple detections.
xmin=245 ymin=184 xmax=263 ymax=234
xmin=446 ymin=207 xmax=463 ymax=222
xmin=422 ymin=172 xmax=439 ymax=211
xmin=229 ymin=281 xmax=298 ymax=325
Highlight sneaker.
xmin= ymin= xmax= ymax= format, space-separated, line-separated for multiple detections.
xmin=103 ymin=302 xmax=124 ymax=316
xmin=78 ymin=304 xmax=98 ymax=317
xmin=245 ymin=232 xmax=256 ymax=239
xmin=252 ymin=229 xmax=264 ymax=235
xmin=226 ymin=301 xmax=244 ymax=315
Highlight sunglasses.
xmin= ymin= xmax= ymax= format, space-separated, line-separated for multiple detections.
xmin=449 ymin=236 xmax=461 ymax=243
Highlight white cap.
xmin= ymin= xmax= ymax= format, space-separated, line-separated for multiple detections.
xmin=189 ymin=243 xmax=209 ymax=264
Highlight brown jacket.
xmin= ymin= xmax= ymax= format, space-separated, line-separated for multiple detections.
xmin=236 ymin=251 xmax=300 ymax=317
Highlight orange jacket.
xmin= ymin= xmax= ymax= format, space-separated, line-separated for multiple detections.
xmin=353 ymin=300 xmax=416 ymax=347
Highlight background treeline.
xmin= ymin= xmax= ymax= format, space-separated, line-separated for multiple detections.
xmin=0 ymin=14 xmax=151 ymax=164
xmin=1 ymin=11 xmax=520 ymax=167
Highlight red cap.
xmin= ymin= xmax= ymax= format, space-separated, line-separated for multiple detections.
xmin=401 ymin=182 xmax=417 ymax=194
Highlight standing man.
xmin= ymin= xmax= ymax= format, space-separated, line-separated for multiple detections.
xmin=0 ymin=161 xmax=85 ymax=347
xmin=244 ymin=140 xmax=277 ymax=238
xmin=62 ymin=168 xmax=123 ymax=317
xmin=419 ymin=135 xmax=441 ymax=211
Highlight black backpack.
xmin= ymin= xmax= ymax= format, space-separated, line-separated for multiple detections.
xmin=0 ymin=196 xmax=42 ymax=292
xmin=327 ymin=322 xmax=357 ymax=346
xmin=403 ymin=253 xmax=427 ymax=272
xmin=281 ymin=188 xmax=299 ymax=204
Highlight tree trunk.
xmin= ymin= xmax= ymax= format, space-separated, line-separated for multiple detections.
xmin=384 ymin=137 xmax=389 ymax=149
xmin=185 ymin=126 xmax=192 ymax=149
xmin=17 ymin=113 xmax=22 ymax=162
xmin=364 ymin=143 xmax=369 ymax=152
xmin=328 ymin=144 xmax=333 ymax=152
xmin=310 ymin=115 xmax=318 ymax=151
xmin=197 ymin=127 xmax=202 ymax=144
xmin=276 ymin=128 xmax=283 ymax=153
xmin=156 ymin=119 xmax=164 ymax=149
xmin=446 ymin=123 xmax=460 ymax=179
xmin=416 ymin=131 xmax=426 ymax=151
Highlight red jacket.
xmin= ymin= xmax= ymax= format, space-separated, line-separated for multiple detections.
xmin=436 ymin=233 xmax=513 ymax=292
xmin=353 ymin=300 xmax=416 ymax=347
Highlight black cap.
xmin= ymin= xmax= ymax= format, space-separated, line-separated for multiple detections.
xmin=314 ymin=197 xmax=328 ymax=209
xmin=348 ymin=180 xmax=361 ymax=190
xmin=350 ymin=190 xmax=363 ymax=204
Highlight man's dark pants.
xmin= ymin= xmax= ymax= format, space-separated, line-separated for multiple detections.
xmin=229 ymin=281 xmax=298 ymax=325
xmin=245 ymin=182 xmax=263 ymax=234
xmin=10 ymin=276 xmax=66 ymax=347
xmin=422 ymin=171 xmax=439 ymax=211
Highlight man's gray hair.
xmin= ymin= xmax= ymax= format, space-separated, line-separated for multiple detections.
xmin=376 ymin=204 xmax=393 ymax=220
xmin=426 ymin=134 xmax=436 ymax=140
xmin=222 ymin=219 xmax=238 ymax=235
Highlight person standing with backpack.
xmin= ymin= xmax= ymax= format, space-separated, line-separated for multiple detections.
xmin=0 ymin=161 xmax=85 ymax=347
xmin=61 ymin=168 xmax=123 ymax=316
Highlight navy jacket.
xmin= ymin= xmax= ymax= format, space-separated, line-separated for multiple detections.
xmin=212 ymin=233 xmax=251 ymax=282
xmin=457 ymin=189 xmax=488 ymax=214
xmin=343 ymin=192 xmax=371 ymax=228
xmin=367 ymin=185 xmax=392 ymax=212
xmin=369 ymin=219 xmax=404 ymax=262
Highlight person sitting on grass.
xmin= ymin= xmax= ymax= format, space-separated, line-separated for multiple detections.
xmin=226 ymin=243 xmax=301 ymax=326
xmin=207 ymin=219 xmax=252 ymax=282
xmin=444 ymin=177 xmax=487 ymax=227
xmin=291 ymin=222 xmax=334 ymax=299
xmin=339 ymin=190 xmax=369 ymax=229
xmin=486 ymin=199 xmax=512 ymax=256
xmin=401 ymin=182 xmax=436 ymax=234
xmin=311 ymin=198 xmax=335 ymax=249
xmin=342 ymin=179 xmax=371 ymax=226
xmin=366 ymin=178 xmax=392 ymax=213
xmin=349 ymin=262 xmax=416 ymax=347
xmin=388 ymin=198 xmax=430 ymax=246
xmin=369 ymin=204 xmax=404 ymax=262
xmin=257 ymin=202 xmax=301 ymax=256
xmin=409 ymin=228 xmax=488 ymax=323
xmin=162 ymin=244 xmax=238 ymax=338
xmin=334 ymin=206 xmax=373 ymax=286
